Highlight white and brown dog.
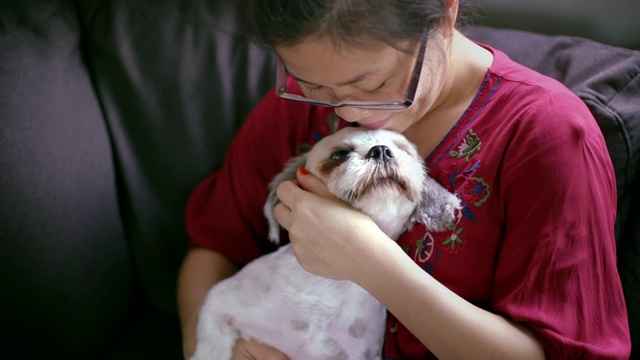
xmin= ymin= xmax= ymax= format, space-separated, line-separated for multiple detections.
xmin=192 ymin=127 xmax=460 ymax=360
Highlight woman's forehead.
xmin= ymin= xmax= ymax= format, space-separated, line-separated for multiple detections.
xmin=276 ymin=37 xmax=403 ymax=86
xmin=276 ymin=33 xmax=401 ymax=58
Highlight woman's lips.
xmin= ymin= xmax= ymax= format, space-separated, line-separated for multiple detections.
xmin=358 ymin=115 xmax=391 ymax=130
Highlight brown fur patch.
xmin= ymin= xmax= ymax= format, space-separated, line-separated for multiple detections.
xmin=319 ymin=159 xmax=343 ymax=177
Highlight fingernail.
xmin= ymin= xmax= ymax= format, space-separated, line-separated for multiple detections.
xmin=298 ymin=167 xmax=309 ymax=175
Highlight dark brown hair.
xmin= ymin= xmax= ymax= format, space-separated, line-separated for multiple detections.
xmin=242 ymin=0 xmax=472 ymax=51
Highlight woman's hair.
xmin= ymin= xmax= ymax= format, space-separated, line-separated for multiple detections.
xmin=242 ymin=0 xmax=472 ymax=51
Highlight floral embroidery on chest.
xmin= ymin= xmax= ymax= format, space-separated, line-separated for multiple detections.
xmin=400 ymin=128 xmax=492 ymax=274
xmin=295 ymin=113 xmax=342 ymax=155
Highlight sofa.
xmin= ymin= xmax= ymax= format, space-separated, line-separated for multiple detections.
xmin=1 ymin=1 xmax=638 ymax=358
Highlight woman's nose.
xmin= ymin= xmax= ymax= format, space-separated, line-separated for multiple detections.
xmin=334 ymin=107 xmax=371 ymax=123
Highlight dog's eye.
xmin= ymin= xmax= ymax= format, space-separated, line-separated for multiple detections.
xmin=330 ymin=150 xmax=350 ymax=161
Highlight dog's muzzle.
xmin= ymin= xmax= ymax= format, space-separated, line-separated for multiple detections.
xmin=345 ymin=145 xmax=412 ymax=202
xmin=366 ymin=145 xmax=394 ymax=164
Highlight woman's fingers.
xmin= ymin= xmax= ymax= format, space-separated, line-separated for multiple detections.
xmin=296 ymin=167 xmax=333 ymax=198
xmin=232 ymin=338 xmax=290 ymax=360
xmin=272 ymin=181 xmax=299 ymax=231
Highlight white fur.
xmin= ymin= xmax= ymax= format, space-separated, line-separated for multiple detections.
xmin=192 ymin=127 xmax=461 ymax=360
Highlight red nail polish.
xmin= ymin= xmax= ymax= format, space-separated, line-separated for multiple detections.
xmin=298 ymin=167 xmax=309 ymax=175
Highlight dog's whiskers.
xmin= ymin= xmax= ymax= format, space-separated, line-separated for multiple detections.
xmin=346 ymin=165 xmax=413 ymax=202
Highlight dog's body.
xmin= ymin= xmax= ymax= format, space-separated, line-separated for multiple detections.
xmin=192 ymin=127 xmax=461 ymax=360
xmin=193 ymin=244 xmax=386 ymax=360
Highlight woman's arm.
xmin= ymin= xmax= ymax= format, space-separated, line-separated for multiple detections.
xmin=359 ymin=240 xmax=545 ymax=360
xmin=274 ymin=170 xmax=545 ymax=360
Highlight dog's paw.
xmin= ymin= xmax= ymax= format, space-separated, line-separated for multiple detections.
xmin=414 ymin=178 xmax=462 ymax=232
xmin=435 ymin=193 xmax=461 ymax=230
xmin=191 ymin=333 xmax=235 ymax=360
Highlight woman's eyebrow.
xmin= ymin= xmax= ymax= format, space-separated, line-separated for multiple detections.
xmin=286 ymin=66 xmax=378 ymax=87
xmin=288 ymin=72 xmax=315 ymax=85
xmin=336 ymin=70 xmax=377 ymax=86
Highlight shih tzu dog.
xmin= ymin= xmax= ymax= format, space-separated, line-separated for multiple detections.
xmin=192 ymin=127 xmax=461 ymax=360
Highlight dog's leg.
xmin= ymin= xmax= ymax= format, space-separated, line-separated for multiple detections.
xmin=263 ymin=154 xmax=307 ymax=243
xmin=191 ymin=293 xmax=240 ymax=360
xmin=411 ymin=176 xmax=461 ymax=232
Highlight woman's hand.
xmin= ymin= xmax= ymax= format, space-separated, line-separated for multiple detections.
xmin=273 ymin=168 xmax=390 ymax=282
xmin=232 ymin=339 xmax=289 ymax=360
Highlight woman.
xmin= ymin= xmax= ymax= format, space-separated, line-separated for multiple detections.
xmin=178 ymin=0 xmax=631 ymax=358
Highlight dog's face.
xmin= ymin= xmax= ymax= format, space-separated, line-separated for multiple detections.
xmin=305 ymin=127 xmax=425 ymax=208
xmin=265 ymin=127 xmax=460 ymax=243
xmin=303 ymin=127 xmax=427 ymax=240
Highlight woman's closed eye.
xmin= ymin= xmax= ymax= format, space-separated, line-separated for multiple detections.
xmin=301 ymin=80 xmax=388 ymax=97
xmin=365 ymin=81 xmax=387 ymax=96
xmin=300 ymin=82 xmax=324 ymax=93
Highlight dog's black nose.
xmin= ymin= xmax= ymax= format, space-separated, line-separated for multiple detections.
xmin=366 ymin=145 xmax=394 ymax=163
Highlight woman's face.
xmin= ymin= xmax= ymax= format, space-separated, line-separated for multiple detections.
xmin=276 ymin=34 xmax=449 ymax=133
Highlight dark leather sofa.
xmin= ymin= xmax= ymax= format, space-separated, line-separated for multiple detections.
xmin=1 ymin=1 xmax=638 ymax=358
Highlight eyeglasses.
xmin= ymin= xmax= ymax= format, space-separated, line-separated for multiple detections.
xmin=275 ymin=32 xmax=428 ymax=110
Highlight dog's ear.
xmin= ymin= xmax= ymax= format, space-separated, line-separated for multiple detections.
xmin=263 ymin=154 xmax=308 ymax=244
xmin=408 ymin=176 xmax=461 ymax=232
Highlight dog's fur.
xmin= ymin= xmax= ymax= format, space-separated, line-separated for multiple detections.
xmin=192 ymin=127 xmax=461 ymax=360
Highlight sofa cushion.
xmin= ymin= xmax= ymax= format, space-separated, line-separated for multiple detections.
xmin=101 ymin=304 xmax=182 ymax=359
xmin=80 ymin=0 xmax=277 ymax=312
xmin=0 ymin=0 xmax=133 ymax=357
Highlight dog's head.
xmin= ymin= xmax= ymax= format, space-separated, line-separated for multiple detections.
xmin=264 ymin=127 xmax=460 ymax=243
xmin=306 ymin=127 xmax=424 ymax=205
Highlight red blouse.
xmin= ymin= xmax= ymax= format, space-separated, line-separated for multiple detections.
xmin=186 ymin=46 xmax=631 ymax=359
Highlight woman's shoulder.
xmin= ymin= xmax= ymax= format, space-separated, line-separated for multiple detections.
xmin=487 ymin=46 xmax=589 ymax=114
xmin=445 ymin=46 xmax=608 ymax=172
xmin=473 ymin=46 xmax=594 ymax=131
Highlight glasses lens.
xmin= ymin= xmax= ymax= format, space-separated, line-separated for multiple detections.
xmin=275 ymin=33 xmax=426 ymax=110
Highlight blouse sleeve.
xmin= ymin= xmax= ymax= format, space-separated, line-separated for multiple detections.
xmin=492 ymin=90 xmax=630 ymax=359
xmin=185 ymin=87 xmax=338 ymax=265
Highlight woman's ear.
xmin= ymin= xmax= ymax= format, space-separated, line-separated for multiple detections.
xmin=443 ymin=0 xmax=459 ymax=33
xmin=263 ymin=154 xmax=308 ymax=244
xmin=445 ymin=0 xmax=459 ymax=23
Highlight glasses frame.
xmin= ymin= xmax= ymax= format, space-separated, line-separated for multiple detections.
xmin=275 ymin=32 xmax=428 ymax=110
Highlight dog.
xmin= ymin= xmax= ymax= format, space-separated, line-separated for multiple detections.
xmin=192 ymin=127 xmax=461 ymax=360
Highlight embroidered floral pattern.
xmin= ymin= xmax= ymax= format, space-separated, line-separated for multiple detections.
xmin=415 ymin=232 xmax=436 ymax=263
xmin=429 ymin=128 xmax=490 ymax=256
xmin=326 ymin=113 xmax=340 ymax=133
xmin=470 ymin=177 xmax=490 ymax=206
xmin=295 ymin=142 xmax=312 ymax=155
xmin=442 ymin=222 xmax=465 ymax=253
xmin=450 ymin=129 xmax=481 ymax=162
xmin=296 ymin=113 xmax=343 ymax=155
xmin=399 ymin=225 xmax=441 ymax=275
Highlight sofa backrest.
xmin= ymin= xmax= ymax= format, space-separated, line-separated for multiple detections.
xmin=78 ymin=0 xmax=277 ymax=313
xmin=0 ymin=1 xmax=133 ymax=357
xmin=1 ymin=0 xmax=277 ymax=356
